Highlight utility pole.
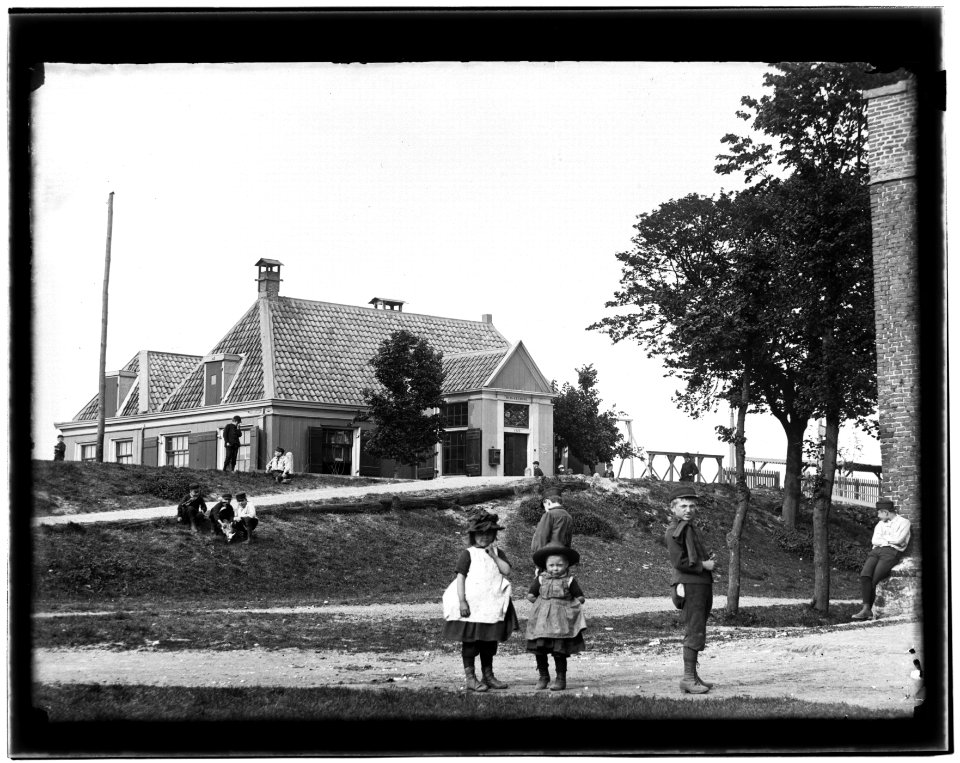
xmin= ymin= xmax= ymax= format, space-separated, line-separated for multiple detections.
xmin=95 ymin=192 xmax=114 ymax=462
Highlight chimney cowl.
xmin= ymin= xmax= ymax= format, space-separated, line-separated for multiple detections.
xmin=256 ymin=259 xmax=283 ymax=299
xmin=369 ymin=297 xmax=405 ymax=312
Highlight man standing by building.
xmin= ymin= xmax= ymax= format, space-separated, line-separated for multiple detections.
xmin=223 ymin=416 xmax=242 ymax=472
xmin=53 ymin=434 xmax=66 ymax=461
xmin=664 ymin=483 xmax=716 ymax=694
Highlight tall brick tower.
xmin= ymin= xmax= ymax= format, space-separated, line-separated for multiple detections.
xmin=862 ymin=79 xmax=920 ymax=617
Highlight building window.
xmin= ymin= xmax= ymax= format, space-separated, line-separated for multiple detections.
xmin=165 ymin=434 xmax=189 ymax=467
xmin=80 ymin=443 xmax=96 ymax=462
xmin=443 ymin=431 xmax=467 ymax=475
xmin=115 ymin=439 xmax=133 ymax=464
xmin=443 ymin=401 xmax=468 ymax=428
xmin=504 ymin=403 xmax=529 ymax=428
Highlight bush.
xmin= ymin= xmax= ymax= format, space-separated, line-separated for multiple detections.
xmin=139 ymin=469 xmax=200 ymax=502
xmin=774 ymin=527 xmax=864 ymax=572
xmin=515 ymin=493 xmax=621 ymax=541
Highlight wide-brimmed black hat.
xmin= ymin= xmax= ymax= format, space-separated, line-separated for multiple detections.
xmin=533 ymin=543 xmax=581 ymax=568
xmin=466 ymin=511 xmax=504 ymax=534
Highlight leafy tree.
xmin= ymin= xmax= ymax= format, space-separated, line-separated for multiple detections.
xmin=552 ymin=365 xmax=640 ymax=473
xmin=362 ymin=330 xmax=445 ymax=478
xmin=716 ymin=62 xmax=898 ymax=612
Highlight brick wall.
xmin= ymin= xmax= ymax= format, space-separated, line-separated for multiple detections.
xmin=864 ymin=79 xmax=920 ymax=545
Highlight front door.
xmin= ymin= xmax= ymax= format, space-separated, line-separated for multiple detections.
xmin=503 ymin=433 xmax=528 ymax=477
xmin=308 ymin=427 xmax=354 ymax=475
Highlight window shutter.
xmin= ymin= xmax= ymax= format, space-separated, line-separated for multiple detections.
xmin=465 ymin=428 xmax=482 ymax=476
xmin=188 ymin=431 xmax=219 ymax=470
xmin=249 ymin=426 xmax=260 ymax=470
xmin=142 ymin=437 xmax=158 ymax=467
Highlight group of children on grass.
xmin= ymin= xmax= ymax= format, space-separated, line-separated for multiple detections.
xmin=176 ymin=483 xmax=259 ymax=544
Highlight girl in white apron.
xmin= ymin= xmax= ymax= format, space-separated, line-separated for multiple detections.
xmin=442 ymin=511 xmax=518 ymax=692
xmin=525 ymin=543 xmax=587 ymax=691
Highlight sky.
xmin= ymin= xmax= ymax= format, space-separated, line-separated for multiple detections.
xmin=30 ymin=61 xmax=881 ymax=473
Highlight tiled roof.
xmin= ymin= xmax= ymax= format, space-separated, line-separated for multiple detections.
xmin=74 ymin=353 xmax=138 ymax=421
xmin=72 ymin=297 xmax=512 ymax=419
xmin=269 ymin=298 xmax=510 ymax=406
xmin=76 ymin=352 xmax=203 ymax=420
xmin=442 ymin=349 xmax=509 ymax=393
xmin=163 ymin=305 xmax=261 ymax=411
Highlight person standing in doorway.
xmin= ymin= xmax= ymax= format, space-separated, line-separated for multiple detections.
xmin=223 ymin=416 xmax=242 ymax=472
xmin=53 ymin=435 xmax=66 ymax=461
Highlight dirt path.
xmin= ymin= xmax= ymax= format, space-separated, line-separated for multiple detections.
xmin=34 ymin=619 xmax=922 ymax=712
xmin=33 ymin=475 xmax=532 ymax=526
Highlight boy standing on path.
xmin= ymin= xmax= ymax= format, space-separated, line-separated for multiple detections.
xmin=851 ymin=499 xmax=911 ymax=621
xmin=664 ymin=483 xmax=716 ymax=694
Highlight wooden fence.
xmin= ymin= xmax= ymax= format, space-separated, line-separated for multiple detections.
xmin=721 ymin=468 xmax=781 ymax=489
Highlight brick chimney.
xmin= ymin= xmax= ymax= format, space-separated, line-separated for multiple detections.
xmin=481 ymin=314 xmax=492 ymax=324
xmin=256 ymin=258 xmax=283 ymax=298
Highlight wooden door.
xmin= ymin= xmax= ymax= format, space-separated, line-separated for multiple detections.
xmin=503 ymin=433 xmax=528 ymax=476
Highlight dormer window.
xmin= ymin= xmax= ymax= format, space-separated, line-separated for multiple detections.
xmin=202 ymin=353 xmax=243 ymax=406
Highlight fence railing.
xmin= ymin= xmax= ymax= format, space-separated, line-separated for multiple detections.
xmin=722 ymin=468 xmax=781 ymax=489
xmin=802 ymin=475 xmax=879 ymax=506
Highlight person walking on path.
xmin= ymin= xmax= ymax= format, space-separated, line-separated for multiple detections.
xmin=222 ymin=416 xmax=242 ymax=472
xmin=441 ymin=511 xmax=518 ymax=692
xmin=525 ymin=543 xmax=587 ymax=691
xmin=664 ymin=482 xmax=716 ymax=694
xmin=53 ymin=435 xmax=66 ymax=461
xmin=679 ymin=453 xmax=699 ymax=482
xmin=851 ymin=499 xmax=911 ymax=621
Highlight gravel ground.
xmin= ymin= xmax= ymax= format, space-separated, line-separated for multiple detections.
xmin=33 ymin=618 xmax=923 ymax=712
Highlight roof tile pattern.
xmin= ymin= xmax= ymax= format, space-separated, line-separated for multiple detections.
xmin=75 ymin=354 xmax=138 ymax=421
xmin=162 ymin=305 xmax=262 ymax=411
xmin=269 ymin=298 xmax=509 ymax=406
xmin=442 ymin=349 xmax=509 ymax=394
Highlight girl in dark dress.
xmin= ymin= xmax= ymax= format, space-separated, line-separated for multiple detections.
xmin=441 ymin=511 xmax=519 ymax=692
xmin=525 ymin=543 xmax=586 ymax=691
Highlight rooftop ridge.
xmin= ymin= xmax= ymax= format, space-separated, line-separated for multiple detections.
xmin=276 ymin=295 xmax=505 ymax=328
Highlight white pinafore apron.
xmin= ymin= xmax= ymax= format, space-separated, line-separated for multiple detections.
xmin=442 ymin=547 xmax=512 ymax=623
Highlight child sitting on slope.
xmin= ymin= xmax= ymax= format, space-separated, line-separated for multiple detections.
xmin=525 ymin=543 xmax=587 ymax=691
xmin=441 ymin=510 xmax=518 ymax=692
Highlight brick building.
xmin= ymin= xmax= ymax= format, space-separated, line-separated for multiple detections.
xmin=863 ymin=78 xmax=920 ymax=615
xmin=56 ymin=260 xmax=555 ymax=478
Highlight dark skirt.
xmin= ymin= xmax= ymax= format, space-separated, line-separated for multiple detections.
xmin=442 ymin=600 xmax=519 ymax=642
xmin=526 ymin=631 xmax=585 ymax=656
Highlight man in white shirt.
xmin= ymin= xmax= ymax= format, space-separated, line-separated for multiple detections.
xmin=265 ymin=447 xmax=294 ymax=483
xmin=234 ymin=492 xmax=259 ymax=544
xmin=852 ymin=499 xmax=911 ymax=620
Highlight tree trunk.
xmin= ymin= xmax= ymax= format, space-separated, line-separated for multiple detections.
xmin=812 ymin=412 xmax=840 ymax=613
xmin=725 ymin=372 xmax=751 ymax=616
xmin=780 ymin=419 xmax=807 ymax=529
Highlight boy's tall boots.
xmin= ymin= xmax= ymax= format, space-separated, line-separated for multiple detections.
xmin=679 ymin=647 xmax=709 ymax=694
xmin=851 ymin=576 xmax=874 ymax=620
xmin=694 ymin=650 xmax=713 ymax=689
xmin=463 ymin=656 xmax=488 ymax=692
xmin=535 ymin=654 xmax=550 ymax=690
